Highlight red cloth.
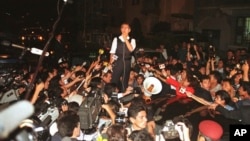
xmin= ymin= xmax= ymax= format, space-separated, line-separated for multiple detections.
xmin=165 ymin=77 xmax=195 ymax=105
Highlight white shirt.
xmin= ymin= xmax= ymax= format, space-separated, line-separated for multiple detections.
xmin=109 ymin=36 xmax=136 ymax=54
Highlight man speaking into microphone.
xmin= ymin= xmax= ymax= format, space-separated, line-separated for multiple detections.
xmin=109 ymin=23 xmax=136 ymax=92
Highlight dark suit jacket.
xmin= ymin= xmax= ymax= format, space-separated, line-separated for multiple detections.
xmin=216 ymin=104 xmax=250 ymax=124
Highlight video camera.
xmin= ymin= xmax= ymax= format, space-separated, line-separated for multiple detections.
xmin=208 ymin=45 xmax=216 ymax=60
xmin=78 ymin=88 xmax=103 ymax=130
xmin=161 ymin=116 xmax=192 ymax=140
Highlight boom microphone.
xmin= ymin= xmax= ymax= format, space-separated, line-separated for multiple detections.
xmin=1 ymin=40 xmax=49 ymax=56
xmin=0 ymin=100 xmax=34 ymax=139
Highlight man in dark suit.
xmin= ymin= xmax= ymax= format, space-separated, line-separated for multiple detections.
xmin=209 ymin=81 xmax=250 ymax=124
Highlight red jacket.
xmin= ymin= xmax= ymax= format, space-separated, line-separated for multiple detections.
xmin=166 ymin=77 xmax=194 ymax=105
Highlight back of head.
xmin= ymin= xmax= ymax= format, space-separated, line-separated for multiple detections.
xmin=128 ymin=130 xmax=154 ymax=141
xmin=106 ymin=124 xmax=127 ymax=141
xmin=57 ymin=111 xmax=80 ymax=137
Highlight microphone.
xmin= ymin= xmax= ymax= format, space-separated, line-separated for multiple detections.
xmin=1 ymin=40 xmax=49 ymax=56
xmin=0 ymin=100 xmax=34 ymax=139
xmin=1 ymin=40 xmax=25 ymax=50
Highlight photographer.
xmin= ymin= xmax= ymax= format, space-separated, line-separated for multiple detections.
xmin=187 ymin=43 xmax=201 ymax=63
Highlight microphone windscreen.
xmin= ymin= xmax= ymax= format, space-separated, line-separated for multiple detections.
xmin=0 ymin=100 xmax=34 ymax=139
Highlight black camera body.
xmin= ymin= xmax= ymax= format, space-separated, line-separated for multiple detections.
xmin=115 ymin=111 xmax=127 ymax=124
xmin=78 ymin=89 xmax=103 ymax=130
xmin=208 ymin=45 xmax=216 ymax=59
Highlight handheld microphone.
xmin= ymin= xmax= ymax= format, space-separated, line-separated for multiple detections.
xmin=0 ymin=100 xmax=34 ymax=139
xmin=1 ymin=40 xmax=49 ymax=56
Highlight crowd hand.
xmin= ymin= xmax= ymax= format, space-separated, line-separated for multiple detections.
xmin=193 ymin=44 xmax=197 ymax=51
xmin=174 ymin=122 xmax=190 ymax=141
xmin=229 ymin=69 xmax=237 ymax=77
xmin=124 ymin=86 xmax=133 ymax=95
xmin=85 ymin=73 xmax=92 ymax=81
xmin=94 ymin=63 xmax=102 ymax=70
xmin=85 ymin=87 xmax=91 ymax=93
xmin=232 ymin=97 xmax=239 ymax=103
xmin=69 ymin=90 xmax=77 ymax=96
xmin=184 ymin=112 xmax=192 ymax=117
xmin=187 ymin=43 xmax=191 ymax=51
xmin=73 ymin=65 xmax=83 ymax=72
xmin=185 ymin=91 xmax=193 ymax=97
xmin=102 ymin=94 xmax=109 ymax=104
xmin=108 ymin=64 xmax=113 ymax=71
xmin=242 ymin=61 xmax=249 ymax=72
xmin=35 ymin=81 xmax=45 ymax=92
xmin=74 ymin=76 xmax=84 ymax=82
xmin=208 ymin=103 xmax=218 ymax=111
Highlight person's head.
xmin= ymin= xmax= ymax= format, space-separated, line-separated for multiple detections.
xmin=57 ymin=111 xmax=80 ymax=138
xmin=128 ymin=105 xmax=147 ymax=130
xmin=121 ymin=23 xmax=131 ymax=36
xmin=68 ymin=101 xmax=80 ymax=113
xmin=221 ymin=78 xmax=233 ymax=93
xmin=214 ymin=90 xmax=231 ymax=106
xmin=200 ymin=75 xmax=211 ymax=90
xmin=89 ymin=77 xmax=103 ymax=89
xmin=238 ymin=81 xmax=250 ymax=100
xmin=128 ymin=130 xmax=154 ymax=141
xmin=55 ymin=33 xmax=62 ymax=42
xmin=209 ymin=71 xmax=222 ymax=84
xmin=136 ymin=74 xmax=145 ymax=85
xmin=104 ymin=83 xmax=119 ymax=98
xmin=227 ymin=49 xmax=234 ymax=59
xmin=198 ymin=64 xmax=206 ymax=75
xmin=129 ymin=69 xmax=136 ymax=79
xmin=232 ymin=73 xmax=242 ymax=84
xmin=217 ymin=59 xmax=224 ymax=69
xmin=198 ymin=120 xmax=223 ymax=141
xmin=102 ymin=70 xmax=112 ymax=84
xmin=106 ymin=124 xmax=127 ymax=141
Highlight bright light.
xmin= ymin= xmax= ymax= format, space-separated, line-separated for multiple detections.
xmin=21 ymin=36 xmax=25 ymax=40
xmin=38 ymin=36 xmax=43 ymax=40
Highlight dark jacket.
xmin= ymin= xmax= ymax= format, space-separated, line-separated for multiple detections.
xmin=215 ymin=99 xmax=250 ymax=124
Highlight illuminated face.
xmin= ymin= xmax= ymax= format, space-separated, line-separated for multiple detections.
xmin=238 ymin=86 xmax=248 ymax=100
xmin=201 ymin=79 xmax=210 ymax=91
xmin=222 ymin=81 xmax=231 ymax=92
xmin=103 ymin=73 xmax=112 ymax=83
xmin=121 ymin=24 xmax=131 ymax=35
xmin=130 ymin=111 xmax=147 ymax=130
xmin=214 ymin=95 xmax=225 ymax=106
xmin=136 ymin=76 xmax=144 ymax=85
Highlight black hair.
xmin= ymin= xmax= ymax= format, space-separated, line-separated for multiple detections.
xmin=210 ymin=71 xmax=222 ymax=83
xmin=172 ymin=116 xmax=193 ymax=138
xmin=104 ymin=83 xmax=118 ymax=98
xmin=57 ymin=111 xmax=79 ymax=137
xmin=68 ymin=102 xmax=80 ymax=113
xmin=241 ymin=81 xmax=250 ymax=95
xmin=200 ymin=75 xmax=210 ymax=83
xmin=128 ymin=130 xmax=154 ymax=141
xmin=222 ymin=78 xmax=233 ymax=85
xmin=89 ymin=77 xmax=102 ymax=88
xmin=106 ymin=124 xmax=127 ymax=141
xmin=215 ymin=90 xmax=231 ymax=105
xmin=128 ymin=105 xmax=146 ymax=119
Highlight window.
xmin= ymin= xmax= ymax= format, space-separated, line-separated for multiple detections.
xmin=244 ymin=17 xmax=250 ymax=43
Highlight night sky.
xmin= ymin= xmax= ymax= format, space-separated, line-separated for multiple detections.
xmin=0 ymin=0 xmax=76 ymax=31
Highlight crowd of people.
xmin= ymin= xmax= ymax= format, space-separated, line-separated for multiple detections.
xmin=4 ymin=23 xmax=250 ymax=141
